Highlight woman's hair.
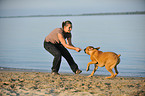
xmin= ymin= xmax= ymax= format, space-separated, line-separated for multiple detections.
xmin=62 ymin=20 xmax=72 ymax=29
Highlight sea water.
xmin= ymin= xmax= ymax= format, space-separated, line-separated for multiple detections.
xmin=0 ymin=15 xmax=145 ymax=77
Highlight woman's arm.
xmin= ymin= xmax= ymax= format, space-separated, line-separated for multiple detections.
xmin=67 ymin=37 xmax=74 ymax=47
xmin=58 ymin=33 xmax=81 ymax=52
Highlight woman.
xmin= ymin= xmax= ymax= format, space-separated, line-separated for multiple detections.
xmin=44 ymin=20 xmax=82 ymax=75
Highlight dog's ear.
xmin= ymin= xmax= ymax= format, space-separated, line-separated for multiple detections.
xmin=95 ymin=47 xmax=100 ymax=50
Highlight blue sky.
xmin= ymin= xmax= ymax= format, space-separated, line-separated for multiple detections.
xmin=0 ymin=0 xmax=145 ymax=16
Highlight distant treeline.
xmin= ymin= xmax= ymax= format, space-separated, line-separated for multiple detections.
xmin=0 ymin=11 xmax=145 ymax=18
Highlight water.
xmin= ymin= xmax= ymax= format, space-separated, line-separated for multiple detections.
xmin=0 ymin=15 xmax=145 ymax=77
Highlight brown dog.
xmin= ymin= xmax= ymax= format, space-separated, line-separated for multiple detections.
xmin=84 ymin=46 xmax=121 ymax=78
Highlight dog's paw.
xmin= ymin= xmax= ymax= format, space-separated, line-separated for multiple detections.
xmin=88 ymin=75 xmax=93 ymax=77
xmin=114 ymin=73 xmax=118 ymax=76
xmin=105 ymin=75 xmax=115 ymax=79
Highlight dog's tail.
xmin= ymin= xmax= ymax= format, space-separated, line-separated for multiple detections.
xmin=118 ymin=54 xmax=121 ymax=57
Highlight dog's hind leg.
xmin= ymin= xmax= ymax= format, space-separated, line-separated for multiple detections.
xmin=88 ymin=64 xmax=98 ymax=77
xmin=114 ymin=65 xmax=118 ymax=76
xmin=114 ymin=58 xmax=120 ymax=76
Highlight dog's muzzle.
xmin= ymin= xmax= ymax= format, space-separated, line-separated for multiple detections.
xmin=84 ymin=48 xmax=86 ymax=53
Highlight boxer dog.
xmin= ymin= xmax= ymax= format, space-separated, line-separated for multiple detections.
xmin=84 ymin=46 xmax=121 ymax=78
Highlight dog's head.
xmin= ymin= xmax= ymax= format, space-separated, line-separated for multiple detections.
xmin=84 ymin=46 xmax=100 ymax=55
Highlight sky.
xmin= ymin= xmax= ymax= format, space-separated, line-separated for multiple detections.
xmin=0 ymin=0 xmax=145 ymax=16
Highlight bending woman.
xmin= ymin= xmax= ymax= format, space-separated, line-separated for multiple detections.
xmin=44 ymin=20 xmax=82 ymax=75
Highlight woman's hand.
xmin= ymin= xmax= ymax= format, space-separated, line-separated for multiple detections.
xmin=75 ymin=47 xmax=82 ymax=52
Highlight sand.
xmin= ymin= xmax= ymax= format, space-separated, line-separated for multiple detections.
xmin=0 ymin=71 xmax=145 ymax=96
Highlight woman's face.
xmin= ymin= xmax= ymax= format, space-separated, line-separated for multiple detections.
xmin=64 ymin=24 xmax=72 ymax=33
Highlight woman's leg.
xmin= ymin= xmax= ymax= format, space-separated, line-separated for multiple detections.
xmin=44 ymin=42 xmax=62 ymax=72
xmin=55 ymin=44 xmax=79 ymax=73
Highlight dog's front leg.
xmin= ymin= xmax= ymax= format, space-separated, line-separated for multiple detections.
xmin=88 ymin=64 xmax=98 ymax=77
xmin=86 ymin=61 xmax=97 ymax=71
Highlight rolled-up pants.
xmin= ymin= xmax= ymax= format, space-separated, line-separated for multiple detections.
xmin=44 ymin=41 xmax=79 ymax=73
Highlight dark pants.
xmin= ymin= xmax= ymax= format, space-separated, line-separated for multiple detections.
xmin=44 ymin=41 xmax=78 ymax=73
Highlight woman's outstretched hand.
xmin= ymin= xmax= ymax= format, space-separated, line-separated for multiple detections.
xmin=75 ymin=47 xmax=82 ymax=52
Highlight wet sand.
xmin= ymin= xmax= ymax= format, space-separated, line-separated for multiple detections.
xmin=0 ymin=71 xmax=145 ymax=96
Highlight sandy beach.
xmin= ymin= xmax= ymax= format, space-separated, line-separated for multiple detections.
xmin=0 ymin=70 xmax=145 ymax=96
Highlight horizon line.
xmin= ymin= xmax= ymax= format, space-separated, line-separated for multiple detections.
xmin=0 ymin=11 xmax=145 ymax=18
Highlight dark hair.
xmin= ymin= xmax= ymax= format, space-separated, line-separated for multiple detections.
xmin=62 ymin=20 xmax=72 ymax=29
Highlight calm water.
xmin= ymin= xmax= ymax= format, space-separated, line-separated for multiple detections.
xmin=0 ymin=15 xmax=145 ymax=77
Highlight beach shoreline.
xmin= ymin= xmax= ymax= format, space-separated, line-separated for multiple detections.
xmin=0 ymin=69 xmax=145 ymax=96
xmin=1 ymin=67 xmax=145 ymax=77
